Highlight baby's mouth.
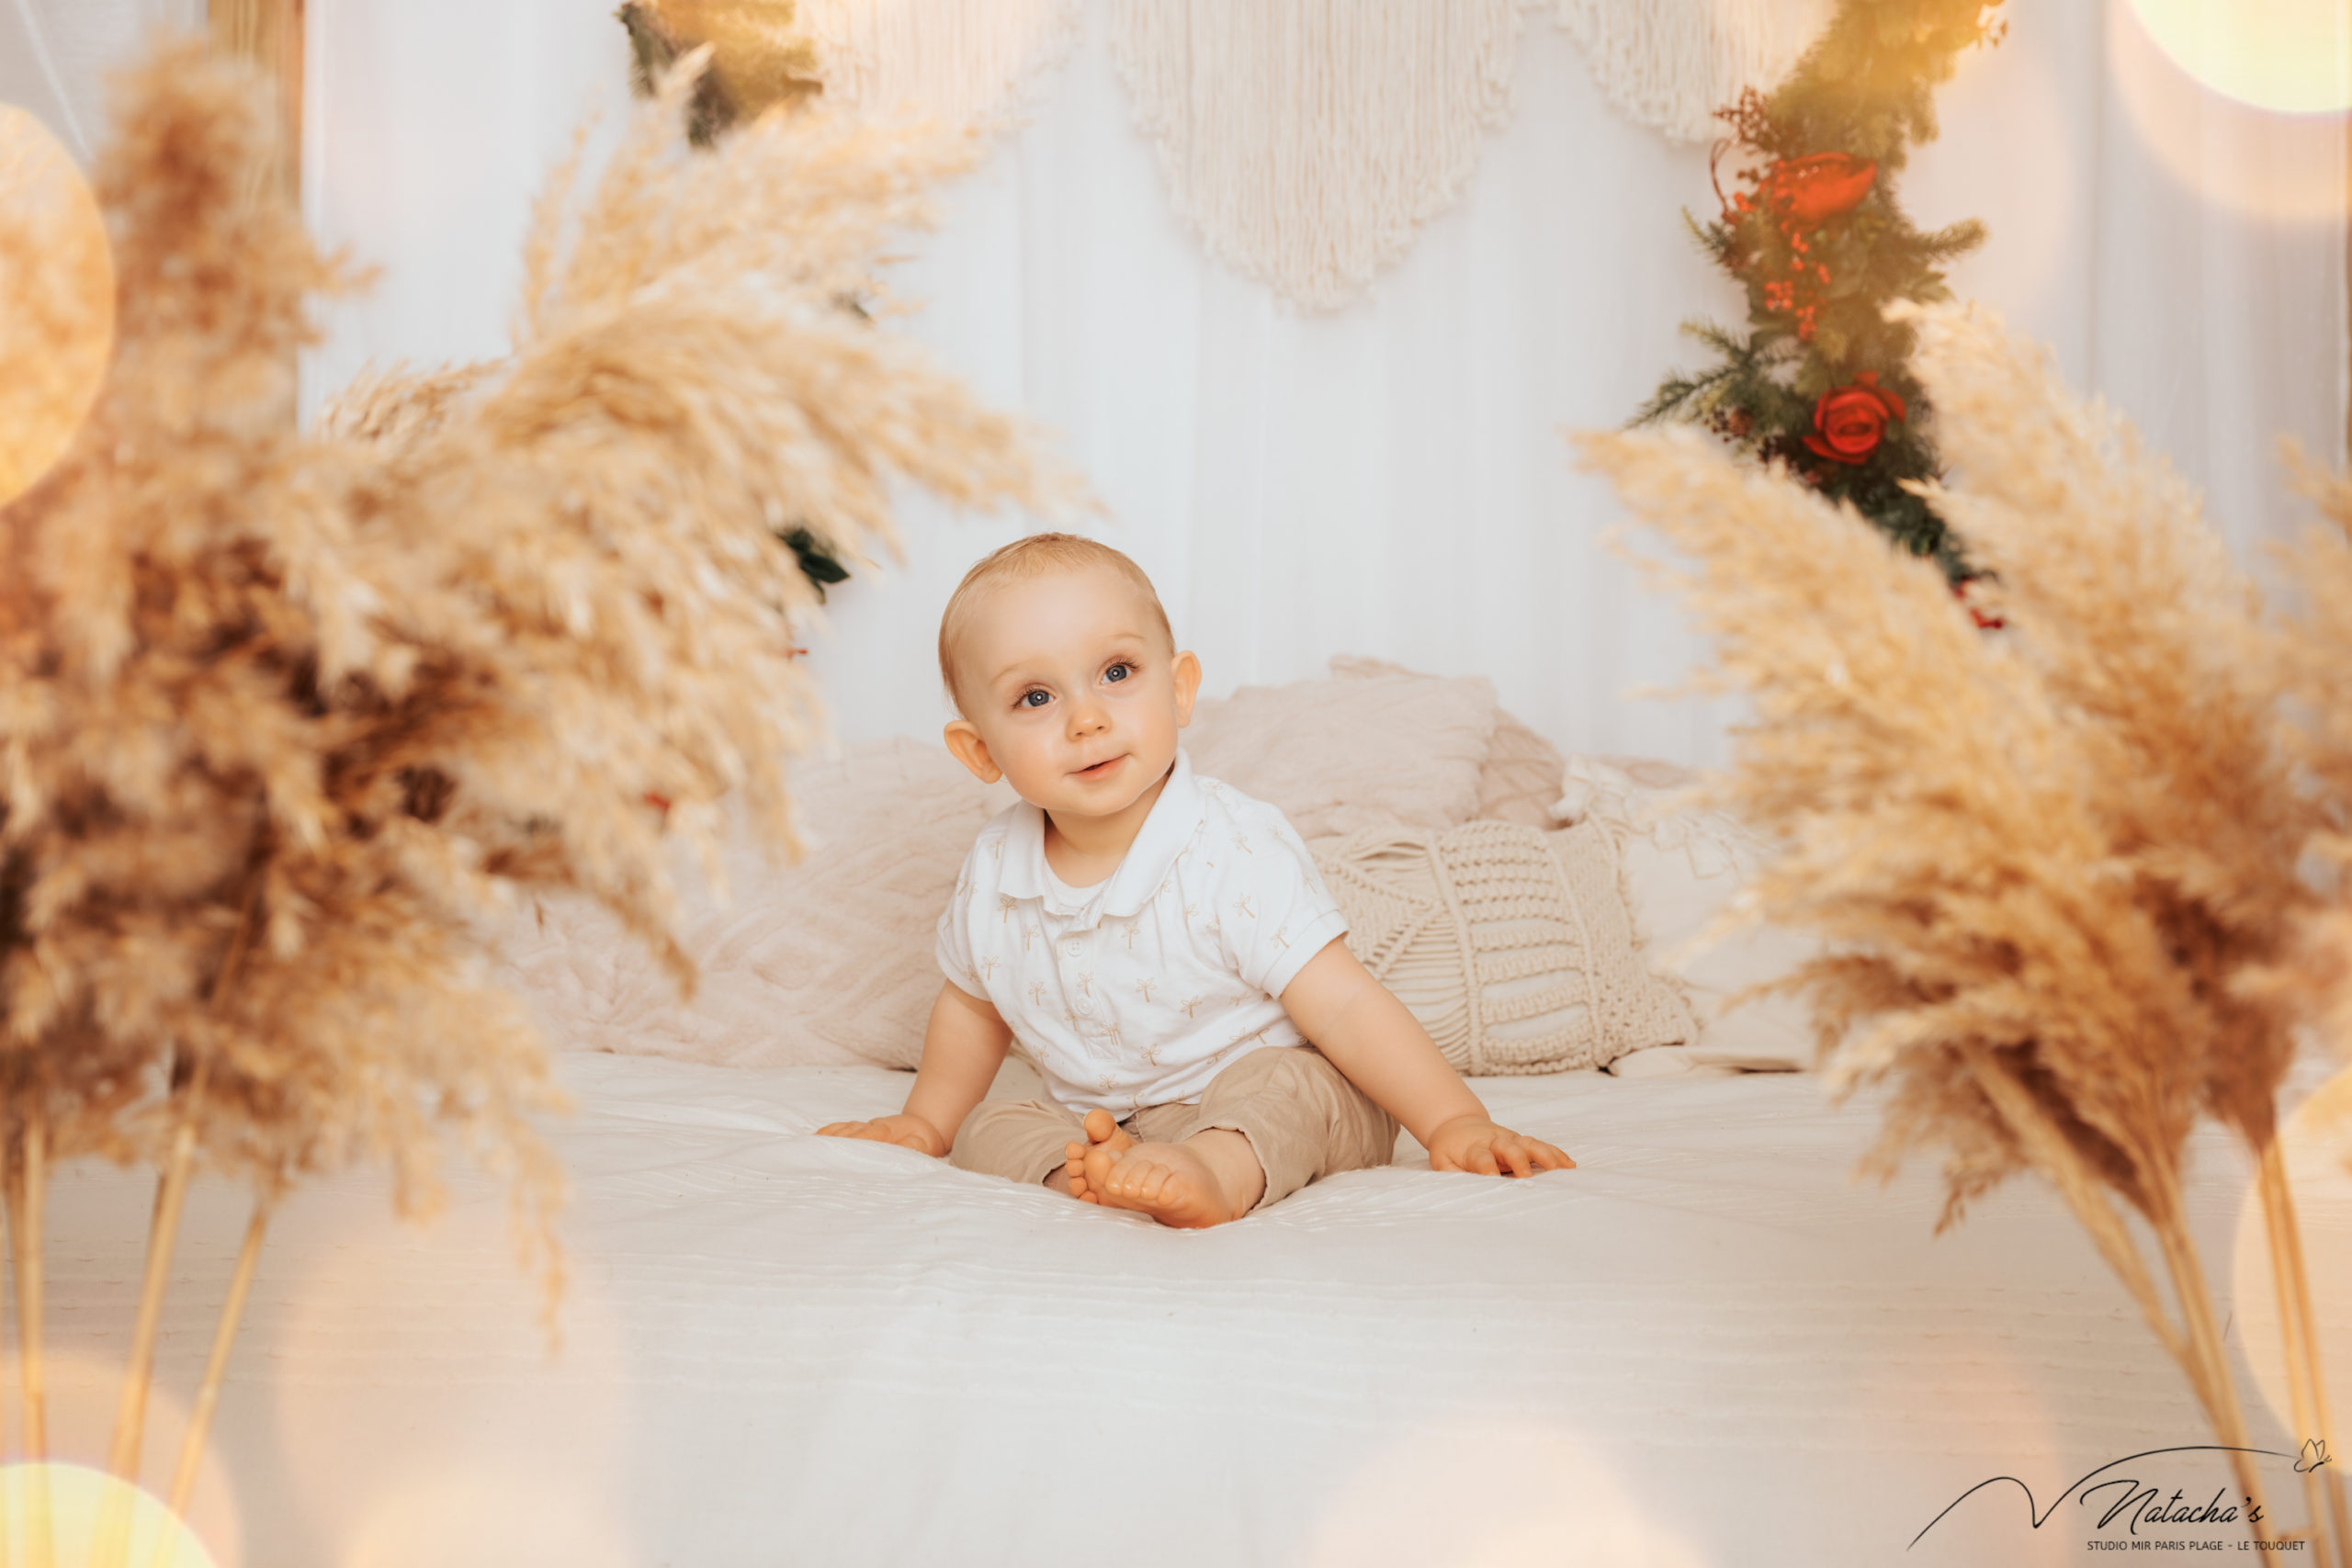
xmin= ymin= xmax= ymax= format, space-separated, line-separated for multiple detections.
xmin=1073 ymin=755 xmax=1125 ymax=779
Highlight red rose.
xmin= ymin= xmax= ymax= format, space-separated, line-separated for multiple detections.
xmin=1803 ymin=372 xmax=1906 ymax=464
xmin=1954 ymin=577 xmax=2006 ymax=630
xmin=1770 ymin=152 xmax=1878 ymax=222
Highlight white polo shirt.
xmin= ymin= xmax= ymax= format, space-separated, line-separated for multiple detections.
xmin=935 ymin=750 xmax=1350 ymax=1116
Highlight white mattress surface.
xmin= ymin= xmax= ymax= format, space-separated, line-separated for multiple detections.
xmin=24 ymin=1053 xmax=2346 ymax=1568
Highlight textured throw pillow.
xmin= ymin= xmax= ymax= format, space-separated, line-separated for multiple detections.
xmin=1310 ymin=819 xmax=1696 ymax=1075
xmin=1552 ymin=755 xmax=1819 ymax=1072
xmin=500 ymin=739 xmax=1008 ymax=1069
xmin=1184 ymin=665 xmax=1497 ymax=840
xmin=1329 ymin=655 xmax=1566 ymax=828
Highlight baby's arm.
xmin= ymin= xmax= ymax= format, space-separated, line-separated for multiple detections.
xmin=1279 ymin=940 xmax=1576 ymax=1176
xmin=816 ymin=980 xmax=1012 ymax=1157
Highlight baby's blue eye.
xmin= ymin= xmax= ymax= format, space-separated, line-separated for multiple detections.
xmin=1020 ymin=689 xmax=1050 ymax=708
xmin=1105 ymin=663 xmax=1131 ymax=683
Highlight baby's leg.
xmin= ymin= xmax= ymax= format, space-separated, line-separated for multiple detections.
xmin=949 ymin=1099 xmax=1093 ymax=1199
xmin=1190 ymin=1044 xmax=1398 ymax=1212
xmin=1081 ymin=1125 xmax=1265 ymax=1228
xmin=1074 ymin=1099 xmax=1261 ymax=1228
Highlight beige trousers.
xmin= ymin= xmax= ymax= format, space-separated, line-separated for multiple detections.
xmin=950 ymin=1045 xmax=1399 ymax=1213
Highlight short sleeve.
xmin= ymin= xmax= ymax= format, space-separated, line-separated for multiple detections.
xmin=934 ymin=848 xmax=986 ymax=999
xmin=1217 ymin=806 xmax=1350 ymax=999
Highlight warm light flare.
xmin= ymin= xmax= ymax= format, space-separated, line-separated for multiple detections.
xmin=2110 ymin=1 xmax=2349 ymax=222
xmin=275 ymin=1197 xmax=634 ymax=1565
xmin=0 ymin=1462 xmax=217 ymax=1568
xmin=0 ymin=1346 xmax=246 ymax=1566
xmin=0 ymin=105 xmax=117 ymax=508
xmin=1295 ymin=1415 xmax=1710 ymax=1568
xmin=2125 ymin=0 xmax=2352 ymax=116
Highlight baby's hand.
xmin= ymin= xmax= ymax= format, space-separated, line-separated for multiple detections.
xmin=1425 ymin=1115 xmax=1575 ymax=1178
xmin=815 ymin=1112 xmax=948 ymax=1158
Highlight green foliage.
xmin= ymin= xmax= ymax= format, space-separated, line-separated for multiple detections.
xmin=616 ymin=2 xmax=855 ymax=600
xmin=1636 ymin=0 xmax=2005 ymax=580
xmin=782 ymin=526 xmax=851 ymax=601
xmin=617 ymin=3 xmax=735 ymax=148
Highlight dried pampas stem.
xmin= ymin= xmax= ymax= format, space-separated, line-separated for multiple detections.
xmin=1960 ymin=1044 xmax=2186 ymax=1358
xmin=154 ymin=1194 xmax=271 ymax=1551
xmin=1962 ymin=1043 xmax=2276 ymax=1541
xmin=4 ymin=1121 xmax=53 ymax=1568
xmin=2258 ymin=1145 xmax=2348 ymax=1565
xmin=2147 ymin=1159 xmax=2275 ymax=1542
xmin=92 ymin=1059 xmax=210 ymax=1568
xmin=1 ymin=1145 xmax=7 ymax=1484
xmin=96 ymin=872 xmax=260 ymax=1565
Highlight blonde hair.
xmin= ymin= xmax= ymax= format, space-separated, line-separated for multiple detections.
xmin=938 ymin=533 xmax=1173 ymax=715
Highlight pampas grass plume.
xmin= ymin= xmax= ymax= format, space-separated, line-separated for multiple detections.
xmin=1577 ymin=300 xmax=2348 ymax=1556
xmin=1 ymin=35 xmax=1070 ymax=1334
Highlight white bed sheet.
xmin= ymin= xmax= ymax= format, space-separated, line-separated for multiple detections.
xmin=25 ymin=1052 xmax=2344 ymax=1568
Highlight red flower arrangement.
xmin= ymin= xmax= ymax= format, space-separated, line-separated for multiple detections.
xmin=1804 ymin=372 xmax=1906 ymax=464
xmin=1636 ymin=2 xmax=2004 ymax=587
xmin=1768 ymin=152 xmax=1877 ymax=221
xmin=1714 ymin=131 xmax=1883 ymax=344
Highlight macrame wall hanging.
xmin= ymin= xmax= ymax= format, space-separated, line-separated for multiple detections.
xmin=623 ymin=0 xmax=1833 ymax=310
xmin=1553 ymin=0 xmax=1833 ymax=144
xmin=1110 ymin=0 xmax=1528 ymax=310
xmin=796 ymin=0 xmax=1084 ymax=130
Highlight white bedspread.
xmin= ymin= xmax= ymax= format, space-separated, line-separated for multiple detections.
xmin=28 ymin=1054 xmax=2345 ymax=1568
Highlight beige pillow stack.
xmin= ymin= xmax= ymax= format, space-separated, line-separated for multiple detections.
xmin=510 ymin=657 xmax=1741 ymax=1079
xmin=501 ymin=739 xmax=1009 ymax=1070
xmin=1184 ymin=662 xmax=1498 ymax=838
xmin=1310 ymin=819 xmax=1695 ymax=1075
xmin=1551 ymin=754 xmax=1819 ymax=1073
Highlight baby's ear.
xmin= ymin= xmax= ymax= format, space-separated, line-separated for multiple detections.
xmin=1172 ymin=649 xmax=1202 ymax=727
xmin=943 ymin=719 xmax=1003 ymax=784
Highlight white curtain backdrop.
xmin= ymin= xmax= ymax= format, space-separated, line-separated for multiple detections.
xmin=9 ymin=1 xmax=2346 ymax=768
xmin=0 ymin=0 xmax=198 ymax=161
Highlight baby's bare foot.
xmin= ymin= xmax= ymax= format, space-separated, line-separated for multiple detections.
xmin=1062 ymin=1108 xmax=1129 ymax=1204
xmin=1084 ymin=1138 xmax=1243 ymax=1229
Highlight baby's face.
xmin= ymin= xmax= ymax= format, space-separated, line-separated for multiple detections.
xmin=944 ymin=564 xmax=1197 ymax=821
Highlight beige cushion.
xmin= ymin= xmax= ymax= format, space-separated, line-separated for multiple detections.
xmin=1551 ymin=755 xmax=1818 ymax=1072
xmin=1328 ymin=654 xmax=1566 ymax=827
xmin=502 ymin=739 xmax=1008 ymax=1069
xmin=1184 ymin=665 xmax=1497 ymax=840
xmin=1309 ymin=820 xmax=1696 ymax=1075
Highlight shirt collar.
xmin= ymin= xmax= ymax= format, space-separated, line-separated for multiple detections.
xmin=999 ymin=750 xmax=1205 ymax=928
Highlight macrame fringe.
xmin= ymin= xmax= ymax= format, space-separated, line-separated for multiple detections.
xmin=1553 ymin=0 xmax=1832 ymax=144
xmin=1111 ymin=0 xmax=1527 ymax=311
xmin=797 ymin=0 xmax=1086 ymax=133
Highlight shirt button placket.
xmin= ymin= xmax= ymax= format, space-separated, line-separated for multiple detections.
xmin=1067 ymin=932 xmax=1091 ymax=1018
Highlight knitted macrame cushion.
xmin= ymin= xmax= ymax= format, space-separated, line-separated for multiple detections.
xmin=1310 ymin=819 xmax=1696 ymax=1075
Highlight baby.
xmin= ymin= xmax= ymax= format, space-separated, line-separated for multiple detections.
xmin=818 ymin=535 xmax=1574 ymax=1227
